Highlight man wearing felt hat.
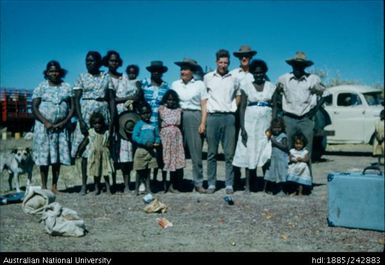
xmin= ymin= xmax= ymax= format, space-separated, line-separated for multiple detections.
xmin=273 ymin=51 xmax=327 ymax=193
xmin=172 ymin=58 xmax=208 ymax=193
xmin=140 ymin=60 xmax=170 ymax=182
xmin=230 ymin=45 xmax=257 ymax=83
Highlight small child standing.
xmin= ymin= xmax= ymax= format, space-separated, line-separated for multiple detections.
xmin=159 ymin=90 xmax=186 ymax=193
xmin=76 ymin=112 xmax=114 ymax=195
xmin=264 ymin=117 xmax=288 ymax=195
xmin=373 ymin=109 xmax=384 ymax=165
xmin=132 ymin=102 xmax=161 ymax=195
xmin=286 ymin=132 xmax=311 ymax=196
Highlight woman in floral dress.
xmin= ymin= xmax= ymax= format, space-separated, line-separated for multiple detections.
xmin=32 ymin=60 xmax=74 ymax=193
xmin=72 ymin=51 xmax=115 ymax=195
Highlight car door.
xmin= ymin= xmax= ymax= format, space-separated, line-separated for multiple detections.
xmin=326 ymin=92 xmax=365 ymax=143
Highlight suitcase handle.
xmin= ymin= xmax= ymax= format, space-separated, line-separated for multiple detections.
xmin=362 ymin=165 xmax=383 ymax=175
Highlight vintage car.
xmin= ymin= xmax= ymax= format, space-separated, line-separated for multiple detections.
xmin=323 ymin=85 xmax=383 ymax=144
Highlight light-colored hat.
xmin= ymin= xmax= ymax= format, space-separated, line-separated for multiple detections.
xmin=233 ymin=45 xmax=257 ymax=58
xmin=174 ymin=58 xmax=200 ymax=71
xmin=285 ymin=51 xmax=314 ymax=67
xmin=118 ymin=111 xmax=140 ymax=140
xmin=146 ymin=61 xmax=168 ymax=73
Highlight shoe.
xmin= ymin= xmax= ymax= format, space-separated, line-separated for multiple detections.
xmin=225 ymin=187 xmax=234 ymax=194
xmin=195 ymin=186 xmax=206 ymax=194
xmin=207 ymin=187 xmax=215 ymax=194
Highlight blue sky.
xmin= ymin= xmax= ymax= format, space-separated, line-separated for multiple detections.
xmin=0 ymin=0 xmax=384 ymax=90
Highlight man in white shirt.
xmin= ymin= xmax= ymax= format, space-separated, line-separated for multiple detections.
xmin=204 ymin=49 xmax=241 ymax=194
xmin=172 ymin=58 xmax=208 ymax=193
xmin=230 ymin=44 xmax=257 ymax=83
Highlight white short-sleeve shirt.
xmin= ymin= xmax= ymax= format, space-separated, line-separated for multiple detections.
xmin=171 ymin=79 xmax=208 ymax=111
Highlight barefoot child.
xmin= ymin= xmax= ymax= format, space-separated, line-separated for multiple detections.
xmin=286 ymin=132 xmax=311 ymax=195
xmin=264 ymin=117 xmax=288 ymax=195
xmin=132 ymin=102 xmax=161 ymax=195
xmin=76 ymin=112 xmax=114 ymax=195
xmin=159 ymin=90 xmax=186 ymax=193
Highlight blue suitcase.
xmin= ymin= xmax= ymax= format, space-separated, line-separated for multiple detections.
xmin=327 ymin=165 xmax=385 ymax=231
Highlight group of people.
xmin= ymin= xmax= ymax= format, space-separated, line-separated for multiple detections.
xmin=31 ymin=45 xmax=327 ymax=196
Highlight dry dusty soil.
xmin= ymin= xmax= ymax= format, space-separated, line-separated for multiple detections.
xmin=0 ymin=138 xmax=384 ymax=262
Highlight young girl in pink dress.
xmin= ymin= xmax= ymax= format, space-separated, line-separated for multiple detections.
xmin=158 ymin=90 xmax=186 ymax=192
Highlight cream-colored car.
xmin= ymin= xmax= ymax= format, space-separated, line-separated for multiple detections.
xmin=324 ymin=85 xmax=383 ymax=144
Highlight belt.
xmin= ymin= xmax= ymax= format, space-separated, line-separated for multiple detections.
xmin=209 ymin=112 xmax=234 ymax=115
xmin=283 ymin=112 xmax=309 ymax=120
xmin=248 ymin=101 xmax=271 ymax=107
xmin=183 ymin=109 xmax=200 ymax=112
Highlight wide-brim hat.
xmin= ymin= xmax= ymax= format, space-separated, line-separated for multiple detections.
xmin=233 ymin=45 xmax=257 ymax=58
xmin=174 ymin=58 xmax=200 ymax=71
xmin=285 ymin=51 xmax=314 ymax=67
xmin=118 ymin=111 xmax=140 ymax=140
xmin=146 ymin=60 xmax=168 ymax=73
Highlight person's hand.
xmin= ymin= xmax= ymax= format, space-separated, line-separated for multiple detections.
xmin=198 ymin=123 xmax=206 ymax=134
xmin=265 ymin=129 xmax=272 ymax=139
xmin=241 ymin=128 xmax=248 ymax=147
xmin=43 ymin=120 xmax=54 ymax=130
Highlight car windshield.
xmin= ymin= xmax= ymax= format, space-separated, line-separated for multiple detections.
xmin=364 ymin=92 xmax=383 ymax=106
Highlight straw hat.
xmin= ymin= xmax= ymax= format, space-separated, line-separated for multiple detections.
xmin=118 ymin=111 xmax=140 ymax=140
xmin=233 ymin=45 xmax=257 ymax=58
xmin=285 ymin=51 xmax=314 ymax=67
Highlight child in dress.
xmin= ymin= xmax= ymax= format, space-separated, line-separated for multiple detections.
xmin=159 ymin=90 xmax=186 ymax=193
xmin=76 ymin=112 xmax=114 ymax=195
xmin=286 ymin=132 xmax=311 ymax=195
xmin=264 ymin=117 xmax=288 ymax=195
xmin=132 ymin=102 xmax=161 ymax=195
xmin=373 ymin=109 xmax=384 ymax=165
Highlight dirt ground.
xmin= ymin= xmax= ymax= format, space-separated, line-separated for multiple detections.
xmin=0 ymin=138 xmax=384 ymax=255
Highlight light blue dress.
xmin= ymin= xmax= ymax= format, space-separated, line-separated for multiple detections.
xmin=71 ymin=72 xmax=112 ymax=158
xmin=32 ymin=80 xmax=73 ymax=166
xmin=264 ymin=132 xmax=288 ymax=183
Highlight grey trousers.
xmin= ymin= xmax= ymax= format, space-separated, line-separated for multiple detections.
xmin=206 ymin=113 xmax=236 ymax=188
xmin=182 ymin=110 xmax=205 ymax=188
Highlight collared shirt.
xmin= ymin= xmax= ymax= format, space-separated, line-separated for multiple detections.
xmin=132 ymin=120 xmax=161 ymax=146
xmin=171 ymin=78 xmax=208 ymax=111
xmin=204 ymin=71 xmax=240 ymax=113
xmin=278 ymin=73 xmax=325 ymax=116
xmin=141 ymin=78 xmax=170 ymax=124
xmin=230 ymin=67 xmax=254 ymax=83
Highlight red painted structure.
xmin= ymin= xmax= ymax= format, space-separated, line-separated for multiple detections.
xmin=0 ymin=88 xmax=35 ymax=132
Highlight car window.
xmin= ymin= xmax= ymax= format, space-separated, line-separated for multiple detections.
xmin=324 ymin=94 xmax=332 ymax=106
xmin=337 ymin=93 xmax=362 ymax=107
xmin=364 ymin=92 xmax=383 ymax=106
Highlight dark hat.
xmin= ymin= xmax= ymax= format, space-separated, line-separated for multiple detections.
xmin=118 ymin=111 xmax=140 ymax=140
xmin=285 ymin=51 xmax=314 ymax=67
xmin=174 ymin=58 xmax=200 ymax=71
xmin=233 ymin=45 xmax=257 ymax=58
xmin=146 ymin=61 xmax=168 ymax=73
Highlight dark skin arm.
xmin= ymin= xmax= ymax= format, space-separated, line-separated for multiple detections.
xmin=107 ymin=89 xmax=116 ymax=136
xmin=271 ymin=136 xmax=288 ymax=153
xmin=74 ymin=89 xmax=88 ymax=135
xmin=52 ymin=96 xmax=75 ymax=130
xmin=306 ymin=96 xmax=326 ymax=119
xmin=75 ymin=136 xmax=89 ymax=158
xmin=239 ymin=90 xmax=248 ymax=147
xmin=32 ymin=98 xmax=54 ymax=130
xmin=272 ymin=83 xmax=283 ymax=119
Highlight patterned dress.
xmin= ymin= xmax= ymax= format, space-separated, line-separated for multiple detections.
xmin=233 ymin=81 xmax=276 ymax=169
xmin=264 ymin=132 xmax=288 ymax=183
xmin=32 ymin=80 xmax=73 ymax=166
xmin=158 ymin=106 xmax=185 ymax=171
xmin=112 ymin=76 xmax=138 ymax=163
xmin=287 ymin=148 xmax=312 ymax=186
xmin=71 ymin=72 xmax=112 ymax=158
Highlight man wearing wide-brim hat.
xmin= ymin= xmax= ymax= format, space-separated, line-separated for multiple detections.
xmin=273 ymin=51 xmax=327 ymax=194
xmin=230 ymin=45 xmax=257 ymax=83
xmin=141 ymin=60 xmax=170 ymax=182
xmin=171 ymin=58 xmax=208 ymax=193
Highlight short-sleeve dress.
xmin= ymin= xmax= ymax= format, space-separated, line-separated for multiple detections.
xmin=287 ymin=148 xmax=312 ymax=186
xmin=264 ymin=132 xmax=288 ymax=183
xmin=32 ymin=80 xmax=73 ymax=166
xmin=71 ymin=72 xmax=111 ymax=158
xmin=158 ymin=106 xmax=185 ymax=172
